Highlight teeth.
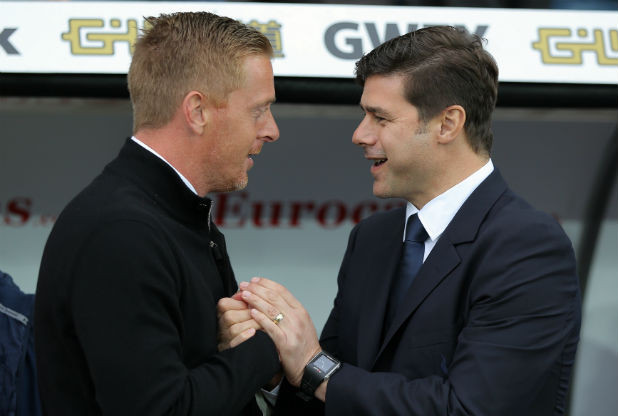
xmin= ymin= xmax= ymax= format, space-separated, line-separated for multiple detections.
xmin=373 ymin=159 xmax=387 ymax=166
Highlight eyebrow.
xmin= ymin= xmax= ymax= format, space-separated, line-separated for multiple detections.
xmin=360 ymin=103 xmax=394 ymax=119
xmin=250 ymin=97 xmax=276 ymax=114
xmin=264 ymin=97 xmax=277 ymax=106
xmin=254 ymin=97 xmax=276 ymax=110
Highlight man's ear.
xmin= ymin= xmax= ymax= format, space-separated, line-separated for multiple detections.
xmin=183 ymin=91 xmax=209 ymax=135
xmin=437 ymin=105 xmax=466 ymax=144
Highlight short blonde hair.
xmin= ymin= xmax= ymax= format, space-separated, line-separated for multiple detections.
xmin=128 ymin=12 xmax=273 ymax=132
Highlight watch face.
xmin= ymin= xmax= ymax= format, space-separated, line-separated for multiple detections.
xmin=313 ymin=355 xmax=337 ymax=373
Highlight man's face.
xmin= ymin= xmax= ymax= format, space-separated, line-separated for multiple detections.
xmin=206 ymin=54 xmax=279 ymax=193
xmin=352 ymin=74 xmax=437 ymax=205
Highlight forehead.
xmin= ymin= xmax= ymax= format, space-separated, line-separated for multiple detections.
xmin=224 ymin=54 xmax=275 ymax=109
xmin=362 ymin=74 xmax=406 ymax=104
xmin=240 ymin=55 xmax=274 ymax=90
xmin=360 ymin=74 xmax=417 ymax=114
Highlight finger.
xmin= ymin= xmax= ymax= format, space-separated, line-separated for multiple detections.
xmin=243 ymin=283 xmax=302 ymax=327
xmin=217 ymin=297 xmax=248 ymax=317
xmin=218 ymin=319 xmax=261 ymax=346
xmin=240 ymin=290 xmax=282 ymax=320
xmin=218 ymin=297 xmax=248 ymax=310
xmin=219 ymin=327 xmax=257 ymax=351
xmin=219 ymin=308 xmax=253 ymax=328
xmin=229 ymin=327 xmax=257 ymax=348
xmin=250 ymin=308 xmax=286 ymax=347
xmin=219 ymin=315 xmax=260 ymax=339
xmin=242 ymin=283 xmax=288 ymax=315
xmin=250 ymin=277 xmax=304 ymax=310
xmin=230 ymin=319 xmax=261 ymax=336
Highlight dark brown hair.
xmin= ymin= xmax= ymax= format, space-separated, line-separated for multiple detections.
xmin=355 ymin=26 xmax=498 ymax=154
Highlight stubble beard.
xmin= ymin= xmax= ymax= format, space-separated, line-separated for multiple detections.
xmin=372 ymin=124 xmax=429 ymax=201
xmin=213 ymin=174 xmax=248 ymax=193
xmin=233 ymin=175 xmax=249 ymax=191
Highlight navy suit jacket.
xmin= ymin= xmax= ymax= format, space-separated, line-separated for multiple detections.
xmin=276 ymin=170 xmax=581 ymax=415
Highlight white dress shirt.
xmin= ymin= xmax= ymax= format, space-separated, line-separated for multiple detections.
xmin=405 ymin=160 xmax=494 ymax=262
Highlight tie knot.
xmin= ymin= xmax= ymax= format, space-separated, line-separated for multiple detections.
xmin=405 ymin=214 xmax=428 ymax=243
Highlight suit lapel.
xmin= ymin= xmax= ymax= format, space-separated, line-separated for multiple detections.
xmin=357 ymin=209 xmax=406 ymax=370
xmin=373 ymin=169 xmax=509 ymax=366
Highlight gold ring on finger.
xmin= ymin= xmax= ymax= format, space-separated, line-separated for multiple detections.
xmin=272 ymin=312 xmax=284 ymax=325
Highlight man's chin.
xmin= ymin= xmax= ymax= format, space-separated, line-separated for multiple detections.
xmin=213 ymin=176 xmax=248 ymax=193
xmin=372 ymin=183 xmax=389 ymax=199
xmin=233 ymin=177 xmax=249 ymax=191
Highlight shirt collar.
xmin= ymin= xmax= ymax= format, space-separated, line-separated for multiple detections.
xmin=404 ymin=159 xmax=494 ymax=241
xmin=131 ymin=136 xmax=198 ymax=195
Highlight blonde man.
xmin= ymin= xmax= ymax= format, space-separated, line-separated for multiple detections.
xmin=35 ymin=12 xmax=280 ymax=415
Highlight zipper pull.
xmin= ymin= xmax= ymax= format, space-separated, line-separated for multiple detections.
xmin=209 ymin=240 xmax=222 ymax=261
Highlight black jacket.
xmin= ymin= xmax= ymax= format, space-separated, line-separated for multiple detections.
xmin=35 ymin=139 xmax=279 ymax=415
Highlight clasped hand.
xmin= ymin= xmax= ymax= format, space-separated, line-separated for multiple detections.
xmin=217 ymin=277 xmax=321 ymax=387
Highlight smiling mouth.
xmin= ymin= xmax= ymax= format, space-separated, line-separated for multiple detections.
xmin=373 ymin=158 xmax=387 ymax=166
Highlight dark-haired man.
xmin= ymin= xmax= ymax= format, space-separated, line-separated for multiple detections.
xmin=221 ymin=26 xmax=581 ymax=415
xmin=35 ymin=12 xmax=280 ymax=415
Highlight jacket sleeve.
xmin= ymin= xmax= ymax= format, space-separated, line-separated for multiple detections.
xmin=70 ymin=220 xmax=280 ymax=416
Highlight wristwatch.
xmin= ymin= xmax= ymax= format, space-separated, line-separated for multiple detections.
xmin=298 ymin=351 xmax=341 ymax=401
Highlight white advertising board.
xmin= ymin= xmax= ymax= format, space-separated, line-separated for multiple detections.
xmin=1 ymin=2 xmax=617 ymax=84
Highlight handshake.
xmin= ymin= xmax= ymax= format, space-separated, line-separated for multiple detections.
xmin=217 ymin=277 xmax=332 ymax=401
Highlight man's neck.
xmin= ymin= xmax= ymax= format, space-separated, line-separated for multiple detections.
xmin=412 ymin=153 xmax=489 ymax=209
xmin=133 ymin=127 xmax=206 ymax=196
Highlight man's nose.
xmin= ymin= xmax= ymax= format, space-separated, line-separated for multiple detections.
xmin=261 ymin=111 xmax=280 ymax=142
xmin=352 ymin=116 xmax=374 ymax=146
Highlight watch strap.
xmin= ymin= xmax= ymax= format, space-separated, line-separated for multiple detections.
xmin=298 ymin=351 xmax=341 ymax=401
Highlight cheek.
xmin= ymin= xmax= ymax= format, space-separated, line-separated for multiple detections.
xmin=236 ymin=119 xmax=257 ymax=141
xmin=385 ymin=136 xmax=420 ymax=172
